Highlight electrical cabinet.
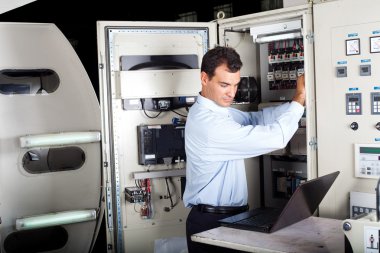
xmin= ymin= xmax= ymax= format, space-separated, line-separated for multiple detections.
xmin=314 ymin=0 xmax=380 ymax=218
xmin=97 ymin=21 xmax=217 ymax=253
xmin=97 ymin=1 xmax=380 ymax=252
xmin=97 ymin=6 xmax=314 ymax=252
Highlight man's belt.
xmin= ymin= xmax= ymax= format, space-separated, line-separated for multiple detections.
xmin=196 ymin=204 xmax=249 ymax=214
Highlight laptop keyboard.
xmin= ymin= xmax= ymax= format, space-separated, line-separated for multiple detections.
xmin=236 ymin=209 xmax=280 ymax=227
xmin=238 ymin=214 xmax=274 ymax=227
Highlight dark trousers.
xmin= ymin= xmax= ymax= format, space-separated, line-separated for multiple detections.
xmin=186 ymin=207 xmax=245 ymax=253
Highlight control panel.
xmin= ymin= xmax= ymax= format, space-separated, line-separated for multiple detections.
xmin=137 ymin=124 xmax=185 ymax=165
xmin=346 ymin=93 xmax=362 ymax=115
xmin=313 ymin=0 xmax=380 ymax=221
xmin=350 ymin=191 xmax=376 ymax=218
xmin=371 ymin=92 xmax=380 ymax=115
xmin=355 ymin=144 xmax=380 ymax=178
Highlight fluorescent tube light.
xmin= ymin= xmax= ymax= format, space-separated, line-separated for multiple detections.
xmin=20 ymin=131 xmax=101 ymax=148
xmin=254 ymin=32 xmax=302 ymax=43
xmin=250 ymin=20 xmax=302 ymax=42
xmin=16 ymin=209 xmax=97 ymax=230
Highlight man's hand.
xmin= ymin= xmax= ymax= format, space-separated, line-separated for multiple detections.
xmin=292 ymin=74 xmax=305 ymax=106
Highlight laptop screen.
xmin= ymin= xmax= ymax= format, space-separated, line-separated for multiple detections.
xmin=219 ymin=171 xmax=340 ymax=233
xmin=271 ymin=171 xmax=340 ymax=232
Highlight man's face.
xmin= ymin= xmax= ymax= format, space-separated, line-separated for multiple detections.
xmin=201 ymin=64 xmax=241 ymax=107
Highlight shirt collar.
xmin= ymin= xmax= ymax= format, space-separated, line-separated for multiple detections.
xmin=196 ymin=94 xmax=229 ymax=116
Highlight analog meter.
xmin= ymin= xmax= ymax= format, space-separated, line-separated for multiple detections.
xmin=370 ymin=36 xmax=380 ymax=53
xmin=346 ymin=39 xmax=360 ymax=55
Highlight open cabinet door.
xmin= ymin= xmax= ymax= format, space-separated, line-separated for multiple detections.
xmin=0 ymin=23 xmax=103 ymax=253
xmin=97 ymin=21 xmax=216 ymax=252
xmin=216 ymin=4 xmax=316 ymax=210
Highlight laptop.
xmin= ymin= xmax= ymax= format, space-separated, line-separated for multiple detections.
xmin=219 ymin=171 xmax=340 ymax=233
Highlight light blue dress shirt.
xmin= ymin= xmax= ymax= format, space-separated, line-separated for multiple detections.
xmin=183 ymin=94 xmax=305 ymax=208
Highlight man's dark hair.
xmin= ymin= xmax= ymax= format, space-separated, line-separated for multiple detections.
xmin=201 ymin=46 xmax=242 ymax=78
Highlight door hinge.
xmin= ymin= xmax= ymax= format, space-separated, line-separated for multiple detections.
xmin=306 ymin=32 xmax=314 ymax=43
xmin=308 ymin=137 xmax=318 ymax=150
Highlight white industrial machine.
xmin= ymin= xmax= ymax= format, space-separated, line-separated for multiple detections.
xmin=343 ymin=179 xmax=380 ymax=253
xmin=343 ymin=212 xmax=380 ymax=253
xmin=1 ymin=0 xmax=380 ymax=252
xmin=0 ymin=24 xmax=102 ymax=253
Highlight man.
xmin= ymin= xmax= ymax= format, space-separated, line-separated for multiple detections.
xmin=183 ymin=46 xmax=305 ymax=253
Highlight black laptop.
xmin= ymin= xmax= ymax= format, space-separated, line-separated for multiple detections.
xmin=219 ymin=171 xmax=340 ymax=233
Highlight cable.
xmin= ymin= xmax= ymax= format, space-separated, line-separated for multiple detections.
xmin=170 ymin=109 xmax=187 ymax=117
xmin=165 ymin=177 xmax=176 ymax=210
xmin=143 ymin=109 xmax=162 ymax=119
xmin=134 ymin=203 xmax=140 ymax=213
xmin=140 ymin=98 xmax=162 ymax=119
xmin=148 ymin=179 xmax=154 ymax=218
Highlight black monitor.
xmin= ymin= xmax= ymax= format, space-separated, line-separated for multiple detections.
xmin=137 ymin=124 xmax=186 ymax=165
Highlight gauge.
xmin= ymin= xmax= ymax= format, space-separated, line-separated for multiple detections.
xmin=346 ymin=39 xmax=360 ymax=56
xmin=370 ymin=36 xmax=380 ymax=53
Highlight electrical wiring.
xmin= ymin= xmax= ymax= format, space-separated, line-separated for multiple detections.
xmin=134 ymin=178 xmax=154 ymax=219
xmin=164 ymin=177 xmax=178 ymax=209
xmin=134 ymin=203 xmax=140 ymax=213
xmin=170 ymin=109 xmax=187 ymax=117
xmin=140 ymin=98 xmax=162 ymax=119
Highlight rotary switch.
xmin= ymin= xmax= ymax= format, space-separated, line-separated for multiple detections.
xmin=350 ymin=122 xmax=359 ymax=131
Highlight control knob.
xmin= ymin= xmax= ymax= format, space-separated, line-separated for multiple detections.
xmin=376 ymin=122 xmax=380 ymax=131
xmin=350 ymin=122 xmax=358 ymax=131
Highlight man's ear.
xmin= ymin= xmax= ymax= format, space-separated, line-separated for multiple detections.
xmin=200 ymin=71 xmax=209 ymax=86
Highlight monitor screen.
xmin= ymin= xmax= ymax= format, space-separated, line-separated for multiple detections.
xmin=137 ymin=124 xmax=186 ymax=165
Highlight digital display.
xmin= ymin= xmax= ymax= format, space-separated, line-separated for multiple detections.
xmin=350 ymin=97 xmax=359 ymax=102
xmin=360 ymin=147 xmax=380 ymax=154
xmin=375 ymin=97 xmax=380 ymax=101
